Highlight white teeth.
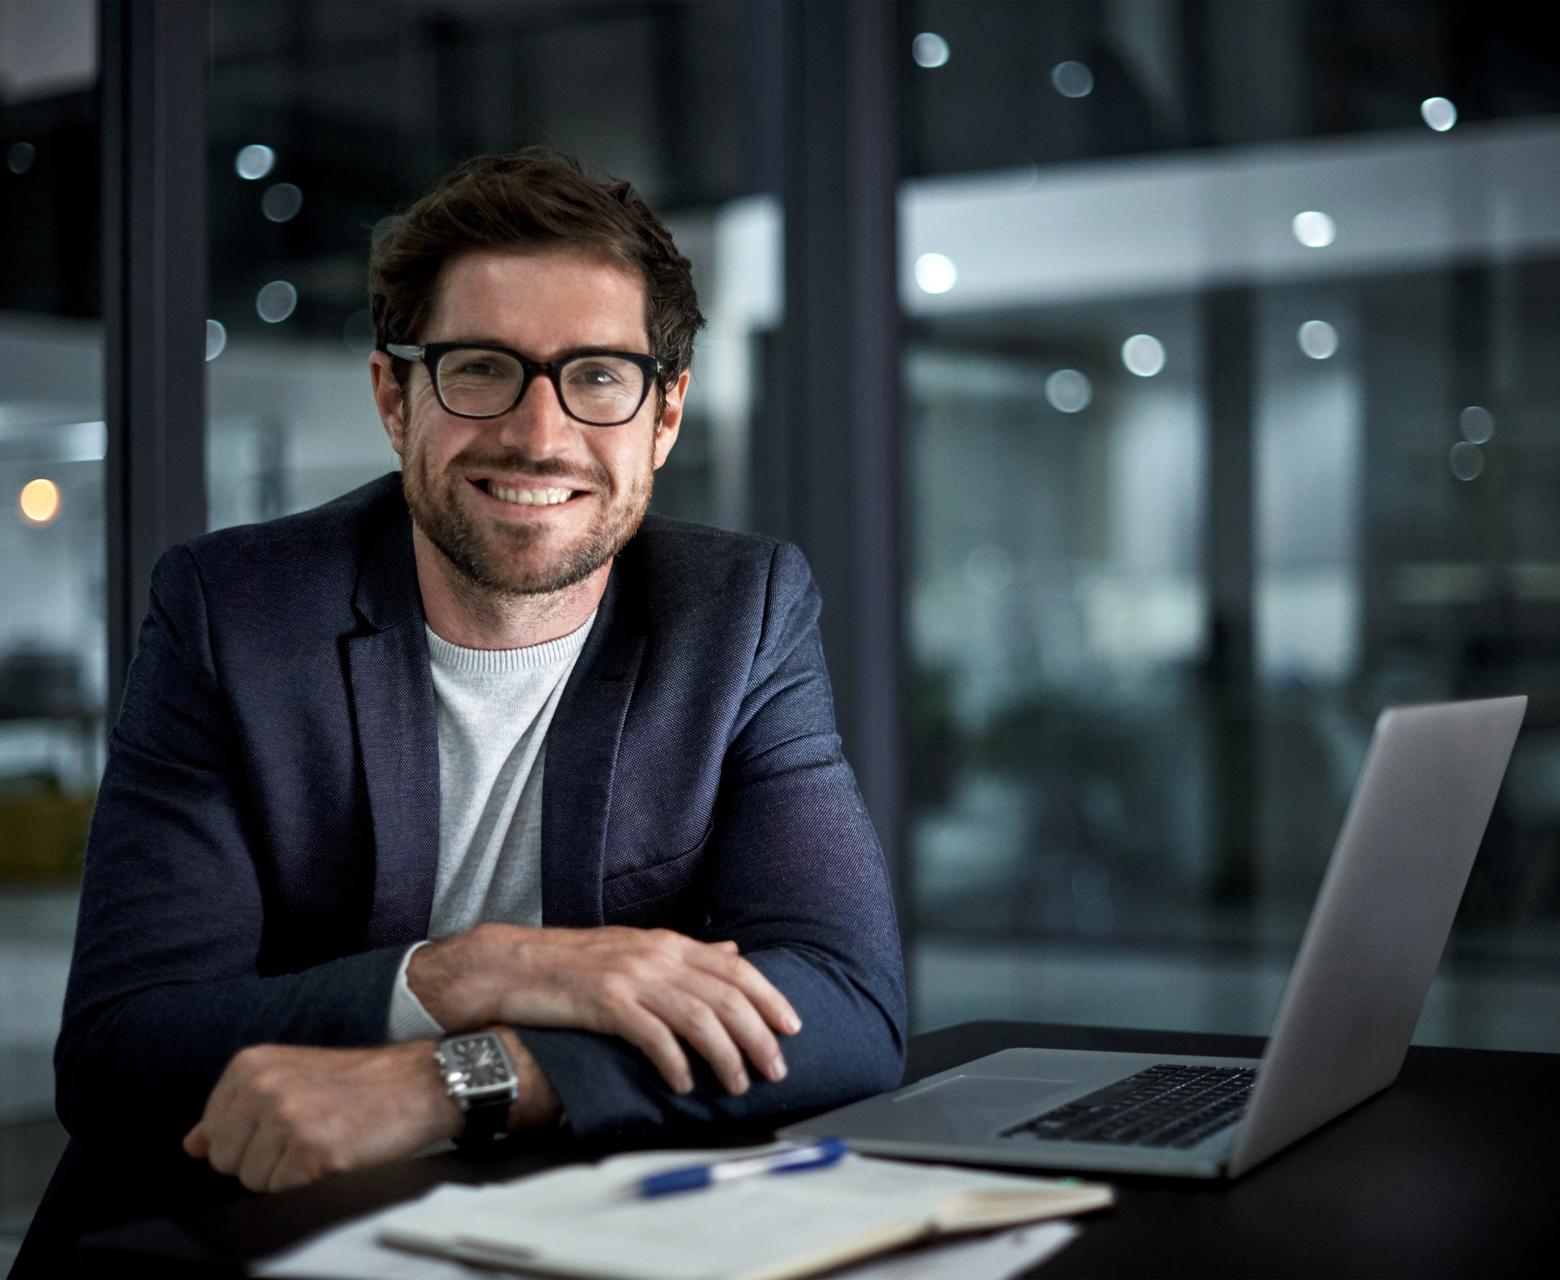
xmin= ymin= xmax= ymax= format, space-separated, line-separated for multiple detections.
xmin=487 ymin=484 xmax=573 ymax=506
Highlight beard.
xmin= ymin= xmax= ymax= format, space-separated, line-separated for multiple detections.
xmin=401 ymin=430 xmax=655 ymax=599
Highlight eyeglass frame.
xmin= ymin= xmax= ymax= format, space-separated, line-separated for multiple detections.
xmin=384 ymin=341 xmax=664 ymax=427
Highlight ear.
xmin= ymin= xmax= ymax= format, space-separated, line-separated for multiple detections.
xmin=652 ymin=369 xmax=690 ymax=471
xmin=369 ymin=352 xmax=409 ymax=456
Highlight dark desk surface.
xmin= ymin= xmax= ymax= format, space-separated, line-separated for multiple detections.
xmin=83 ymin=1021 xmax=1560 ymax=1278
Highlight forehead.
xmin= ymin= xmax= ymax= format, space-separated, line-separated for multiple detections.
xmin=426 ymin=248 xmax=648 ymax=350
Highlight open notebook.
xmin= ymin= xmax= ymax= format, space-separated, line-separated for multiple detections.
xmin=374 ymin=1144 xmax=1113 ymax=1280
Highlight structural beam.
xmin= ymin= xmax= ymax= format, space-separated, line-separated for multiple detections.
xmin=101 ymin=0 xmax=210 ymax=716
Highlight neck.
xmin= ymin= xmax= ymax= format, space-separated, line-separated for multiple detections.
xmin=412 ymin=526 xmax=609 ymax=650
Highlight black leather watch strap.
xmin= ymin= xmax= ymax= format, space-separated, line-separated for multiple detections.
xmin=455 ymin=1094 xmax=512 ymax=1148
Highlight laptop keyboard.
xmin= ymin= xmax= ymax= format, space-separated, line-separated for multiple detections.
xmin=1001 ymin=1063 xmax=1257 ymax=1149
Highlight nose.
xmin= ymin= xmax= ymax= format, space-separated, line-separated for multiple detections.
xmin=493 ymin=370 xmax=575 ymax=456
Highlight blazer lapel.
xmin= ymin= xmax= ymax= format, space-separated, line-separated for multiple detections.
xmin=346 ymin=503 xmax=440 ymax=948
xmin=541 ymin=556 xmax=646 ymax=927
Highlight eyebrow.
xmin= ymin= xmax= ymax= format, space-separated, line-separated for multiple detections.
xmin=438 ymin=338 xmax=653 ymax=361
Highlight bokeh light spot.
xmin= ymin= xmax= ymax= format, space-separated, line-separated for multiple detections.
xmin=235 ymin=144 xmax=276 ymax=180
xmin=1298 ymin=319 xmax=1339 ymax=360
xmin=256 ymin=280 xmax=298 ymax=323
xmin=19 ymin=478 xmax=60 ymax=525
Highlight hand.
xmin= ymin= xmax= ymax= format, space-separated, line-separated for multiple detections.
xmin=182 ymin=1034 xmax=556 ymax=1192
xmin=409 ymin=925 xmax=802 ymax=1097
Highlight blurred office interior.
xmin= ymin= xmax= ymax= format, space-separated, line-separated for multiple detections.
xmin=4 ymin=0 xmax=1560 ymax=1262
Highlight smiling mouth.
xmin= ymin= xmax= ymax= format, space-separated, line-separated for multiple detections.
xmin=474 ymin=479 xmax=579 ymax=507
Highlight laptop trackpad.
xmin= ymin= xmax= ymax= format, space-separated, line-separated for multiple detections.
xmin=890 ymin=1076 xmax=1078 ymax=1140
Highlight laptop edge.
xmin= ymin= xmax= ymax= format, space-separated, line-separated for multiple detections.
xmin=780 ymin=695 xmax=1527 ymax=1180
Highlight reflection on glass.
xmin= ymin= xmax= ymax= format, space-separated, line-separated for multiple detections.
xmin=914 ymin=252 xmax=958 ymax=294
xmin=205 ymin=319 xmax=228 ymax=362
xmin=235 ymin=143 xmax=275 ymax=180
xmin=1292 ymin=210 xmax=1337 ymax=248
xmin=1050 ymin=60 xmax=1093 ymax=99
xmin=1459 ymin=405 xmax=1494 ymax=444
xmin=1044 ymin=368 xmax=1091 ymax=412
xmin=1297 ymin=319 xmax=1339 ymax=359
xmin=260 ymin=182 xmax=303 ymax=223
xmin=911 ymin=32 xmax=950 ymax=69
xmin=1421 ymin=97 xmax=1458 ymax=132
xmin=902 ymin=6 xmax=1560 ymax=1048
xmin=1448 ymin=441 xmax=1483 ymax=481
xmin=255 ymin=280 xmax=298 ymax=324
xmin=6 ymin=141 xmax=37 ymax=175
xmin=1121 ymin=334 xmax=1165 ymax=377
xmin=18 ymin=479 xmax=61 ymax=525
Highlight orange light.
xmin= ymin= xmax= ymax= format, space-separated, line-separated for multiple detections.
xmin=19 ymin=478 xmax=61 ymax=525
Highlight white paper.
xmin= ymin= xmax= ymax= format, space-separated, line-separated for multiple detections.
xmin=254 ymin=1185 xmax=490 ymax=1280
xmin=255 ymin=1147 xmax=1099 ymax=1280
xmin=833 ymin=1222 xmax=1079 ymax=1280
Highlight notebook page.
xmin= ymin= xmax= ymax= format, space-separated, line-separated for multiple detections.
xmin=379 ymin=1148 xmax=1108 ymax=1280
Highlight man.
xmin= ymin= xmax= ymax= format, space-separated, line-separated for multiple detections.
xmin=22 ymin=149 xmax=903 ymax=1264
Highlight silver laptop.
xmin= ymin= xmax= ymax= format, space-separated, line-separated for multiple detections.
xmin=782 ymin=696 xmax=1526 ymax=1179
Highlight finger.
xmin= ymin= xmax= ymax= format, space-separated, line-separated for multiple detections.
xmin=604 ymin=1000 xmax=695 ymax=1094
xmin=690 ymin=972 xmax=790 ymax=1083
xmin=182 ymin=1122 xmax=209 ymax=1158
xmin=236 ymin=1115 xmax=291 ymax=1194
xmin=201 ymin=1091 xmax=265 ymax=1176
xmin=641 ymin=986 xmax=753 ymax=1094
xmin=266 ymin=1136 xmax=326 ymax=1194
xmin=687 ymin=947 xmax=802 ymax=1036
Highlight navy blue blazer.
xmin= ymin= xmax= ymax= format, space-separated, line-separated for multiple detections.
xmin=56 ymin=473 xmax=906 ymax=1157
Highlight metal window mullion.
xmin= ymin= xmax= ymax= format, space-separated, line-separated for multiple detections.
xmin=102 ymin=0 xmax=210 ymax=716
xmin=779 ymin=0 xmax=908 ymax=950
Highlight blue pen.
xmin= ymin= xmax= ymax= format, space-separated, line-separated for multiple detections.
xmin=636 ymin=1139 xmax=849 ymax=1198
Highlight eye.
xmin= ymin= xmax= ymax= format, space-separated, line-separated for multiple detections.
xmin=446 ymin=355 xmax=508 ymax=379
xmin=566 ymin=360 xmax=629 ymax=389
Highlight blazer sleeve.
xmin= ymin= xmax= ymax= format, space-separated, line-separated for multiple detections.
xmin=54 ymin=546 xmax=407 ymax=1155
xmin=518 ymin=541 xmax=908 ymax=1137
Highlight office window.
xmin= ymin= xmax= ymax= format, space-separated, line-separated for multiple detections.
xmin=0 ymin=0 xmax=99 ymax=1247
xmin=205 ymin=0 xmax=779 ymax=536
xmin=900 ymin=0 xmax=1560 ymax=1050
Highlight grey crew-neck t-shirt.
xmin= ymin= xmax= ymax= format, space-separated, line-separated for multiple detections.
xmin=387 ymin=612 xmax=595 ymax=1040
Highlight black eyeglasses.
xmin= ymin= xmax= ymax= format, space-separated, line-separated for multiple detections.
xmin=386 ymin=342 xmax=662 ymax=427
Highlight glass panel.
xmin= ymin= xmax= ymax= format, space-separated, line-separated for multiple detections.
xmin=0 ymin=0 xmax=101 ymax=1241
xmin=901 ymin=0 xmax=1560 ymax=1051
xmin=206 ymin=0 xmax=778 ymax=534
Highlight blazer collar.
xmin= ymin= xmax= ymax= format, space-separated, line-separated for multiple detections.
xmin=541 ymin=542 xmax=648 ymax=927
xmin=346 ymin=489 xmax=441 ymax=948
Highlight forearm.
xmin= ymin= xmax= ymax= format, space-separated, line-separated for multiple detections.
xmin=520 ymin=943 xmax=905 ymax=1139
xmin=56 ymin=945 xmax=408 ymax=1152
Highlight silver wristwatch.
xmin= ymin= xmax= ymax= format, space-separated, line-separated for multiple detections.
xmin=435 ymin=1031 xmax=519 ymax=1147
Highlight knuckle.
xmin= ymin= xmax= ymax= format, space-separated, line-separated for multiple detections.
xmin=597 ymin=975 xmax=635 ymax=1011
xmin=272 ymin=1095 xmax=311 ymax=1131
xmin=316 ymin=1147 xmax=349 ymax=1177
xmin=681 ymin=1002 xmax=722 ymax=1039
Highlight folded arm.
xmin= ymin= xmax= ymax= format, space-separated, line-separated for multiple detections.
xmin=60 ymin=539 xmax=905 ymax=1176
xmin=503 ymin=541 xmax=908 ymax=1138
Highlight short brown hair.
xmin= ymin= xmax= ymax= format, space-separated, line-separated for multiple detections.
xmin=369 ymin=148 xmax=704 ymax=391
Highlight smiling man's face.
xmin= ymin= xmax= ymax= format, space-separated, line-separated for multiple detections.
xmin=372 ymin=248 xmax=686 ymax=599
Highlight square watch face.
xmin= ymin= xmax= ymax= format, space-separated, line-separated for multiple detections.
xmin=447 ymin=1036 xmax=509 ymax=1088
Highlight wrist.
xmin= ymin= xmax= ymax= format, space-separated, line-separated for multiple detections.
xmin=409 ymin=926 xmax=504 ymax=1030
xmin=498 ymin=1028 xmax=563 ymax=1130
xmin=392 ymin=1039 xmax=465 ymax=1146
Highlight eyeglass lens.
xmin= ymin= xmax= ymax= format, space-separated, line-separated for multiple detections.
xmin=435 ymin=348 xmax=648 ymax=424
